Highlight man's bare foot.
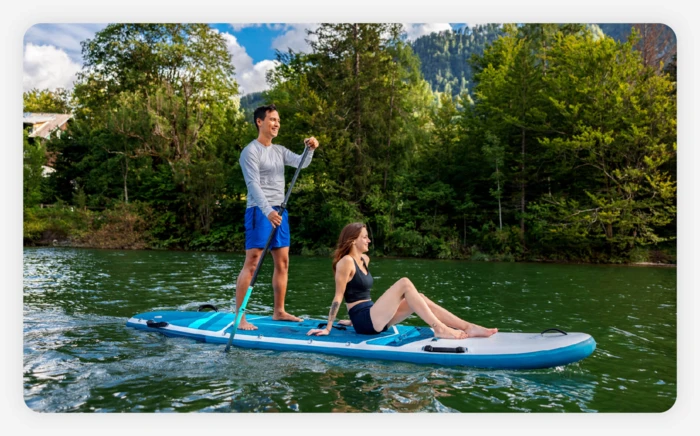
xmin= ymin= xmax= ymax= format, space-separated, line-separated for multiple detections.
xmin=463 ymin=323 xmax=498 ymax=338
xmin=237 ymin=319 xmax=258 ymax=331
xmin=272 ymin=311 xmax=302 ymax=322
xmin=433 ymin=325 xmax=468 ymax=340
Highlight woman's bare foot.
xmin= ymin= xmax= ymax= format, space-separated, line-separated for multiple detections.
xmin=433 ymin=325 xmax=468 ymax=340
xmin=463 ymin=323 xmax=498 ymax=338
xmin=272 ymin=311 xmax=302 ymax=322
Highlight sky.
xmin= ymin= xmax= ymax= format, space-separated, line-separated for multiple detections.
xmin=23 ymin=22 xmax=475 ymax=96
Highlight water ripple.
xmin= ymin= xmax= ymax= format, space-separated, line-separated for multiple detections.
xmin=23 ymin=248 xmax=676 ymax=413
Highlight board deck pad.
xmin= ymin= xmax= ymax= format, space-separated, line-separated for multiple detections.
xmin=127 ymin=310 xmax=596 ymax=369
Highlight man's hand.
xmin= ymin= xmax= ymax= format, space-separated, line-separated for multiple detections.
xmin=267 ymin=210 xmax=282 ymax=227
xmin=304 ymin=137 xmax=320 ymax=150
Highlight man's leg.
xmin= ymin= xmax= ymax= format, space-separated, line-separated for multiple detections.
xmin=234 ymin=248 xmax=263 ymax=330
xmin=270 ymin=247 xmax=301 ymax=322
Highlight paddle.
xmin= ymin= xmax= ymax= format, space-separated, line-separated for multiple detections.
xmin=224 ymin=143 xmax=311 ymax=352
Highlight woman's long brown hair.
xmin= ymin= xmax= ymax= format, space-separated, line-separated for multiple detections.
xmin=332 ymin=222 xmax=366 ymax=272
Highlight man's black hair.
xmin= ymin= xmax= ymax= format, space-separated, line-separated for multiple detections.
xmin=253 ymin=104 xmax=278 ymax=132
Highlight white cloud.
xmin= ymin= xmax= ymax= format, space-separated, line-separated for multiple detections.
xmin=227 ymin=23 xmax=286 ymax=32
xmin=23 ymin=24 xmax=107 ymax=63
xmin=266 ymin=23 xmax=289 ymax=32
xmin=221 ymin=32 xmax=279 ymax=95
xmin=238 ymin=59 xmax=279 ymax=94
xmin=271 ymin=23 xmax=319 ymax=54
xmin=23 ymin=43 xmax=82 ymax=92
xmin=402 ymin=23 xmax=452 ymax=41
xmin=228 ymin=23 xmax=263 ymax=32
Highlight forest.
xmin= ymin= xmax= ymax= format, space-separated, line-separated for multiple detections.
xmin=23 ymin=23 xmax=677 ymax=264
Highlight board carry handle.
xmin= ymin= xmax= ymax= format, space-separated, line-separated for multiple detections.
xmin=423 ymin=345 xmax=466 ymax=353
xmin=197 ymin=304 xmax=218 ymax=312
xmin=540 ymin=328 xmax=568 ymax=335
xmin=146 ymin=320 xmax=169 ymax=328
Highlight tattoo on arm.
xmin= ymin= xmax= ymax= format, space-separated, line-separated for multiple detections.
xmin=329 ymin=302 xmax=340 ymax=320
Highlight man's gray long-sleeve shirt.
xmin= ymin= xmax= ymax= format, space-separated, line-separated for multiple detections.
xmin=240 ymin=139 xmax=314 ymax=218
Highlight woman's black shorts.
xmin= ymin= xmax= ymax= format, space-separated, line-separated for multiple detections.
xmin=348 ymin=301 xmax=389 ymax=335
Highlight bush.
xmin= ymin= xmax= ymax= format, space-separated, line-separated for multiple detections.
xmin=23 ymin=205 xmax=90 ymax=245
xmin=628 ymin=246 xmax=650 ymax=263
xmin=387 ymin=226 xmax=425 ymax=257
xmin=188 ymin=224 xmax=244 ymax=252
xmin=470 ymin=246 xmax=490 ymax=262
xmin=80 ymin=202 xmax=152 ymax=249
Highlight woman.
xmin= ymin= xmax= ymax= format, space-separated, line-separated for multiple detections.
xmin=307 ymin=222 xmax=498 ymax=339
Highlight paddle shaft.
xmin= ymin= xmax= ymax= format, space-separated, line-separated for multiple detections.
xmin=224 ymin=144 xmax=311 ymax=352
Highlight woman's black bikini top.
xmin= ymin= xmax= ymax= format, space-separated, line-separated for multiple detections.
xmin=344 ymin=257 xmax=373 ymax=303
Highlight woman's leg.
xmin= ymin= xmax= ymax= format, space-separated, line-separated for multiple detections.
xmin=370 ymin=278 xmax=467 ymax=339
xmin=378 ymin=281 xmax=497 ymax=338
xmin=419 ymin=294 xmax=498 ymax=337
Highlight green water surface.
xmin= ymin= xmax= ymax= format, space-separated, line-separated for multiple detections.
xmin=23 ymin=247 xmax=676 ymax=413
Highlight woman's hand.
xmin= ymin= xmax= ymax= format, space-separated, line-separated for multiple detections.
xmin=307 ymin=328 xmax=330 ymax=336
xmin=337 ymin=319 xmax=352 ymax=326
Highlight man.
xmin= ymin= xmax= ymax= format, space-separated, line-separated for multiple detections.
xmin=235 ymin=104 xmax=319 ymax=330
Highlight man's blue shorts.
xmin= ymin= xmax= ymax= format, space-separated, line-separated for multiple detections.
xmin=244 ymin=206 xmax=290 ymax=250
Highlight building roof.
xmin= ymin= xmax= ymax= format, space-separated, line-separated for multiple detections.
xmin=23 ymin=112 xmax=73 ymax=139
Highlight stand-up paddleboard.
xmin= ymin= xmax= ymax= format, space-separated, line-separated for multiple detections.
xmin=127 ymin=310 xmax=595 ymax=369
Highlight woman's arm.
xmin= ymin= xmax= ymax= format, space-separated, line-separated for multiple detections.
xmin=307 ymin=257 xmax=352 ymax=336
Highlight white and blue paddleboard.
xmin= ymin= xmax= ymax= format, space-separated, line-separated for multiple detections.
xmin=126 ymin=310 xmax=595 ymax=369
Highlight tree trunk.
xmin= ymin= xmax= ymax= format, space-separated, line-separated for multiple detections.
xmin=463 ymin=215 xmax=467 ymax=248
xmin=123 ymin=156 xmax=129 ymax=204
xmin=496 ymin=163 xmax=502 ymax=230
xmin=520 ymin=128 xmax=526 ymax=242
xmin=354 ymin=24 xmax=362 ymax=149
xmin=384 ymin=65 xmax=395 ymax=191
xmin=353 ymin=24 xmax=363 ymax=196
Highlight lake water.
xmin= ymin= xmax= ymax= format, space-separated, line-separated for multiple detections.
xmin=23 ymin=247 xmax=676 ymax=413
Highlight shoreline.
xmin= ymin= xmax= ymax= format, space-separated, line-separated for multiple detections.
xmin=23 ymin=241 xmax=677 ymax=268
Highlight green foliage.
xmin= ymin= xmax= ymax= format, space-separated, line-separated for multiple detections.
xmin=266 ymin=23 xmax=436 ymax=253
xmin=538 ymin=30 xmax=676 ymax=252
xmin=23 ymin=205 xmax=89 ymax=243
xmin=80 ymin=202 xmax=152 ymax=249
xmin=73 ymin=185 xmax=87 ymax=210
xmin=24 ymin=202 xmax=156 ymax=249
xmin=60 ymin=23 xmax=250 ymax=248
xmin=26 ymin=23 xmax=676 ymax=264
xmin=23 ymin=88 xmax=71 ymax=113
xmin=188 ymin=224 xmax=244 ymax=252
xmin=465 ymin=24 xmax=676 ymax=261
xmin=23 ymin=130 xmax=45 ymax=208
